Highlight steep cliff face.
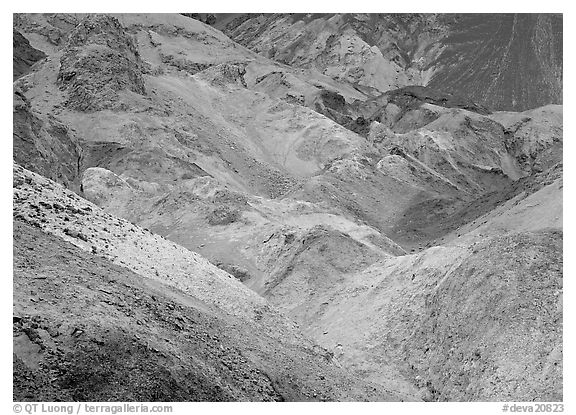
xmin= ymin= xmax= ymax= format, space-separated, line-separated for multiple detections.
xmin=13 ymin=88 xmax=81 ymax=190
xmin=13 ymin=29 xmax=46 ymax=80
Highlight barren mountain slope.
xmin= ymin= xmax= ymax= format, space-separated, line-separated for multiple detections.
xmin=13 ymin=13 xmax=563 ymax=402
xmin=13 ymin=88 xmax=81 ymax=190
xmin=489 ymin=105 xmax=563 ymax=175
xmin=13 ymin=13 xmax=413 ymax=276
xmin=16 ymin=14 xmax=561 ymax=243
xmin=14 ymin=222 xmax=294 ymax=402
xmin=13 ymin=11 xmax=563 ymax=299
xmin=398 ymin=162 xmax=563 ymax=249
xmin=289 ymin=103 xmax=561 ymax=252
xmin=14 ymin=13 xmax=373 ymax=200
xmin=426 ymin=14 xmax=563 ymax=112
xmin=269 ymin=170 xmax=562 ymax=401
xmin=13 ymin=29 xmax=45 ymax=80
xmin=223 ymin=13 xmax=562 ymax=111
xmin=303 ymin=229 xmax=562 ymax=401
xmin=79 ymin=161 xmax=407 ymax=291
xmin=14 ymin=13 xmax=373 ymax=136
xmin=222 ymin=14 xmax=445 ymax=93
xmin=13 ymin=164 xmax=408 ymax=402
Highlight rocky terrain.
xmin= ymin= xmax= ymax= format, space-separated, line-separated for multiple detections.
xmin=13 ymin=29 xmax=45 ymax=80
xmin=221 ymin=13 xmax=562 ymax=112
xmin=13 ymin=13 xmax=562 ymax=402
xmin=13 ymin=164 xmax=401 ymax=402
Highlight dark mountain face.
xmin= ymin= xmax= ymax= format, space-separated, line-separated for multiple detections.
xmin=222 ymin=13 xmax=562 ymax=111
xmin=13 ymin=29 xmax=45 ymax=80
xmin=383 ymin=85 xmax=492 ymax=115
xmin=427 ymin=14 xmax=563 ymax=111
xmin=13 ymin=88 xmax=81 ymax=190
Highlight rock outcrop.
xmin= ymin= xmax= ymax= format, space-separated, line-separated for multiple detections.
xmin=13 ymin=88 xmax=81 ymax=190
xmin=13 ymin=29 xmax=46 ymax=80
xmin=57 ymin=14 xmax=146 ymax=111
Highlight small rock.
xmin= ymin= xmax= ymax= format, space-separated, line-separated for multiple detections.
xmin=71 ymin=327 xmax=84 ymax=337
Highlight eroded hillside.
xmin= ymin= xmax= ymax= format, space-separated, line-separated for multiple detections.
xmin=222 ymin=13 xmax=562 ymax=111
xmin=13 ymin=164 xmax=405 ymax=402
xmin=13 ymin=13 xmax=562 ymax=402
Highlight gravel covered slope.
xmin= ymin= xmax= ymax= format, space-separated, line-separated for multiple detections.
xmin=13 ymin=163 xmax=411 ymax=402
xmin=298 ymin=230 xmax=562 ymax=401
